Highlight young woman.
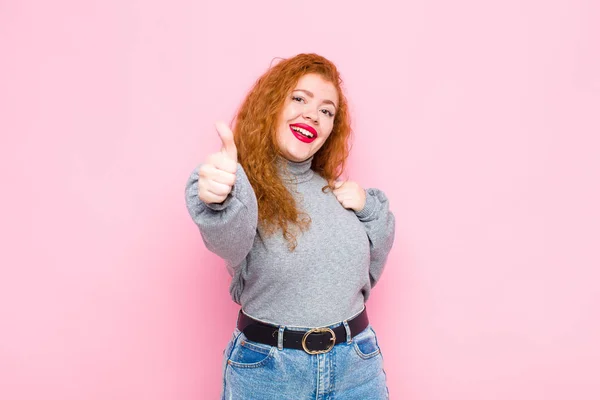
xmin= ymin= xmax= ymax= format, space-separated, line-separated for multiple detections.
xmin=185 ymin=53 xmax=395 ymax=399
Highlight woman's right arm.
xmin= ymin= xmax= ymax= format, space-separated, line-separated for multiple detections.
xmin=185 ymin=163 xmax=258 ymax=271
xmin=185 ymin=123 xmax=257 ymax=272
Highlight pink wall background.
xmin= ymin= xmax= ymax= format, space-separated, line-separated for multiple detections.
xmin=1 ymin=0 xmax=599 ymax=399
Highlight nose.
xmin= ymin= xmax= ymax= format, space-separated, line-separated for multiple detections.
xmin=302 ymin=106 xmax=319 ymax=124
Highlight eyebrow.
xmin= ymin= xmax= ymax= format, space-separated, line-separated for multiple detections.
xmin=293 ymin=89 xmax=337 ymax=110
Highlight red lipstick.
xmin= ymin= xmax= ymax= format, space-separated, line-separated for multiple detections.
xmin=289 ymin=123 xmax=318 ymax=143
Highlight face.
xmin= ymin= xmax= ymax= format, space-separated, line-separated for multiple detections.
xmin=275 ymin=73 xmax=339 ymax=162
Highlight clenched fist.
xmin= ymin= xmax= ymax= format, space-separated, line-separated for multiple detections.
xmin=198 ymin=122 xmax=238 ymax=204
xmin=333 ymin=180 xmax=366 ymax=212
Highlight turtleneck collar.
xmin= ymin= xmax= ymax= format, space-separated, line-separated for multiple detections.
xmin=276 ymin=156 xmax=314 ymax=184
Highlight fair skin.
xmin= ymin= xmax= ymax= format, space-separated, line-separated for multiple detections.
xmin=275 ymin=73 xmax=338 ymax=163
xmin=198 ymin=73 xmax=366 ymax=212
xmin=196 ymin=122 xmax=237 ymax=205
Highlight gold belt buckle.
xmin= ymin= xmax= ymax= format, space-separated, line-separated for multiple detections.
xmin=301 ymin=327 xmax=336 ymax=355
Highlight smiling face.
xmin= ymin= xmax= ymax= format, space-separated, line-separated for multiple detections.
xmin=275 ymin=73 xmax=339 ymax=162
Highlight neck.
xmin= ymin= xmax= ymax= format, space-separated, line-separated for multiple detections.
xmin=277 ymin=156 xmax=314 ymax=183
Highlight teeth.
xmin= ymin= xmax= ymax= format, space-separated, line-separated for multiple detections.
xmin=291 ymin=126 xmax=314 ymax=138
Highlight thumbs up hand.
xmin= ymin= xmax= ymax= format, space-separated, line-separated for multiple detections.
xmin=198 ymin=122 xmax=238 ymax=204
xmin=216 ymin=121 xmax=237 ymax=162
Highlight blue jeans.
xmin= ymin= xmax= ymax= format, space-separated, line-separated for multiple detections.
xmin=220 ymin=323 xmax=389 ymax=399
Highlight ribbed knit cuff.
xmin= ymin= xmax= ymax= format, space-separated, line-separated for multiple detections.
xmin=354 ymin=188 xmax=378 ymax=221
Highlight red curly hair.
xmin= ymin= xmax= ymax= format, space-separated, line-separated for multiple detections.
xmin=232 ymin=53 xmax=352 ymax=250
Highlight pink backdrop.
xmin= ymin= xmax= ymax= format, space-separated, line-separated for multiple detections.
xmin=1 ymin=0 xmax=599 ymax=399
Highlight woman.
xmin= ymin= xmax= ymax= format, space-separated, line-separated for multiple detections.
xmin=185 ymin=53 xmax=395 ymax=399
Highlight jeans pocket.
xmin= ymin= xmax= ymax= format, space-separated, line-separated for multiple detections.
xmin=227 ymin=334 xmax=275 ymax=369
xmin=353 ymin=326 xmax=382 ymax=360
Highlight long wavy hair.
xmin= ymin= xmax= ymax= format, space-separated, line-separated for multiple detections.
xmin=232 ymin=53 xmax=352 ymax=250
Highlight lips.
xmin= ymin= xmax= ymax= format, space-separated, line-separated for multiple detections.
xmin=289 ymin=123 xmax=318 ymax=143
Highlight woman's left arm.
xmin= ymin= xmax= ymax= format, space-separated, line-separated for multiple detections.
xmin=333 ymin=182 xmax=396 ymax=286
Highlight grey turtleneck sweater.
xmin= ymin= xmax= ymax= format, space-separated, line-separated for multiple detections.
xmin=185 ymin=157 xmax=395 ymax=327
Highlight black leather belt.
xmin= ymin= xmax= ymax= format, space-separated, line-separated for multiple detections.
xmin=236 ymin=308 xmax=369 ymax=354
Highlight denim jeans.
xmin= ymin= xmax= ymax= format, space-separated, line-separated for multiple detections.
xmin=220 ymin=323 xmax=389 ymax=399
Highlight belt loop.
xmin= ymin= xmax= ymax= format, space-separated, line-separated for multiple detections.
xmin=277 ymin=326 xmax=285 ymax=350
xmin=343 ymin=320 xmax=352 ymax=344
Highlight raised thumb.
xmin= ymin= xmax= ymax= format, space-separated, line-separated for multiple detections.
xmin=215 ymin=121 xmax=237 ymax=161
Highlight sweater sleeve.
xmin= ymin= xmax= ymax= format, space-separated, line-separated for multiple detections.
xmin=354 ymin=188 xmax=396 ymax=287
xmin=184 ymin=163 xmax=258 ymax=275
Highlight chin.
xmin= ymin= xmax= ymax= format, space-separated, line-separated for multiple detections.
xmin=280 ymin=147 xmax=310 ymax=162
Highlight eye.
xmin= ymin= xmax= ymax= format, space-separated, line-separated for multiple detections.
xmin=320 ymin=109 xmax=334 ymax=117
xmin=292 ymin=95 xmax=305 ymax=103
